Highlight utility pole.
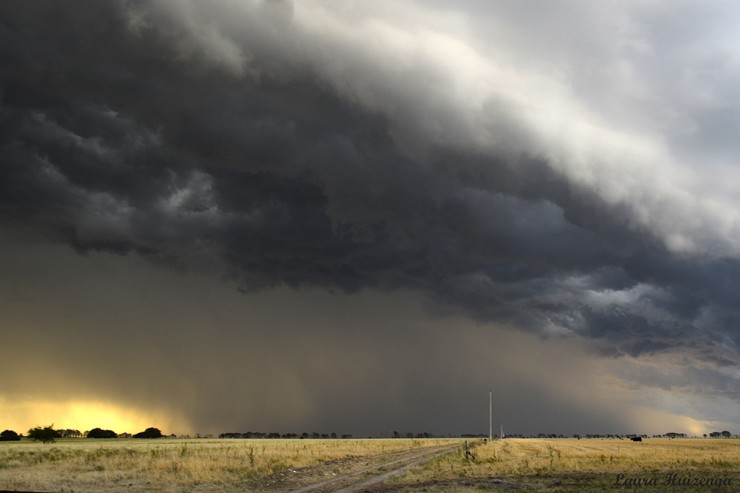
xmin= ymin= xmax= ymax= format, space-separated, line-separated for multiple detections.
xmin=489 ymin=390 xmax=492 ymax=442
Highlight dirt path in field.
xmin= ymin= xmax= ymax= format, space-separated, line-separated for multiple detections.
xmin=288 ymin=443 xmax=461 ymax=493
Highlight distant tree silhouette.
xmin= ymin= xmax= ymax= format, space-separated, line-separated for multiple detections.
xmin=721 ymin=431 xmax=732 ymax=438
xmin=58 ymin=429 xmax=82 ymax=438
xmin=665 ymin=432 xmax=685 ymax=439
xmin=133 ymin=427 xmax=163 ymax=439
xmin=0 ymin=429 xmax=21 ymax=441
xmin=87 ymin=428 xmax=118 ymax=439
xmin=27 ymin=425 xmax=60 ymax=443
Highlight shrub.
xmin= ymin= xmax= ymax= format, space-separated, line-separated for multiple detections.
xmin=27 ymin=425 xmax=60 ymax=443
xmin=133 ymin=427 xmax=163 ymax=439
xmin=87 ymin=428 xmax=118 ymax=439
xmin=0 ymin=429 xmax=21 ymax=441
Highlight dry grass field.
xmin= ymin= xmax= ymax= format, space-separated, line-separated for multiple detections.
xmin=0 ymin=437 xmax=457 ymax=492
xmin=389 ymin=437 xmax=740 ymax=492
xmin=0 ymin=437 xmax=738 ymax=492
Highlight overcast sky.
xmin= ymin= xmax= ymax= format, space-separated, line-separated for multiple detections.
xmin=1 ymin=0 xmax=739 ymax=437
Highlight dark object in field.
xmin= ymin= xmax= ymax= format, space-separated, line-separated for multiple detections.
xmin=133 ymin=427 xmax=163 ymax=438
xmin=631 ymin=436 xmax=642 ymax=442
xmin=0 ymin=429 xmax=21 ymax=441
xmin=87 ymin=428 xmax=118 ymax=439
xmin=27 ymin=425 xmax=60 ymax=443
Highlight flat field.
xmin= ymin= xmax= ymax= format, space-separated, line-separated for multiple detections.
xmin=389 ymin=437 xmax=740 ymax=492
xmin=0 ymin=437 xmax=738 ymax=492
xmin=0 ymin=437 xmax=457 ymax=492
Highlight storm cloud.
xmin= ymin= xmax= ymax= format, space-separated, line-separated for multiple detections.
xmin=1 ymin=1 xmax=739 ymax=435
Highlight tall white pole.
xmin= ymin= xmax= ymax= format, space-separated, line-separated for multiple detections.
xmin=489 ymin=391 xmax=492 ymax=442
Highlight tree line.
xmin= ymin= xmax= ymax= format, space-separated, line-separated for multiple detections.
xmin=0 ymin=425 xmax=166 ymax=443
xmin=1 ymin=426 xmax=735 ymax=443
xmin=218 ymin=431 xmax=438 ymax=439
xmin=219 ymin=432 xmax=350 ymax=439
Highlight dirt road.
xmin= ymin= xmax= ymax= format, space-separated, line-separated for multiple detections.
xmin=289 ymin=443 xmax=461 ymax=493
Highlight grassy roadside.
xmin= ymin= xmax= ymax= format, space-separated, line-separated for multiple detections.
xmin=0 ymin=437 xmax=459 ymax=492
xmin=1 ymin=437 xmax=738 ymax=492
xmin=385 ymin=438 xmax=740 ymax=492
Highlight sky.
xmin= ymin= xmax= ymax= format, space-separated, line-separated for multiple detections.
xmin=1 ymin=0 xmax=739 ymax=437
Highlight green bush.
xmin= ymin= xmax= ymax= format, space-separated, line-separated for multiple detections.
xmin=27 ymin=425 xmax=61 ymax=443
xmin=87 ymin=428 xmax=118 ymax=439
xmin=0 ymin=429 xmax=21 ymax=441
xmin=133 ymin=427 xmax=163 ymax=439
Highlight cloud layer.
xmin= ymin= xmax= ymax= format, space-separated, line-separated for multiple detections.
xmin=1 ymin=0 xmax=739 ymax=434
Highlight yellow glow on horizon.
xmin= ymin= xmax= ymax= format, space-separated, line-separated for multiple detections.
xmin=684 ymin=417 xmax=711 ymax=437
xmin=627 ymin=404 xmax=717 ymax=437
xmin=0 ymin=397 xmax=189 ymax=435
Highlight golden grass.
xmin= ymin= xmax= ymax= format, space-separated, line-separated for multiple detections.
xmin=480 ymin=438 xmax=740 ymax=475
xmin=394 ymin=438 xmax=740 ymax=491
xmin=0 ymin=437 xmax=458 ymax=492
xmin=2 ymin=437 xmax=739 ymax=492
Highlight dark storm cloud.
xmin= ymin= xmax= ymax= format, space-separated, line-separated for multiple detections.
xmin=2 ymin=0 xmax=740 ymax=433
xmin=2 ymin=0 xmax=740 ymax=352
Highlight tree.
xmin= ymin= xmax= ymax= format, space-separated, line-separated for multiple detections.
xmin=87 ymin=428 xmax=118 ymax=439
xmin=721 ymin=431 xmax=732 ymax=438
xmin=0 ymin=429 xmax=21 ymax=441
xmin=133 ymin=427 xmax=163 ymax=439
xmin=27 ymin=425 xmax=60 ymax=443
xmin=58 ymin=429 xmax=82 ymax=438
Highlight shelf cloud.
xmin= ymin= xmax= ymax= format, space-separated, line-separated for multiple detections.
xmin=1 ymin=0 xmax=739 ymax=436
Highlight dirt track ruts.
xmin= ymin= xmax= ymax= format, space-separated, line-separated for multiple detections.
xmin=290 ymin=443 xmax=461 ymax=493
